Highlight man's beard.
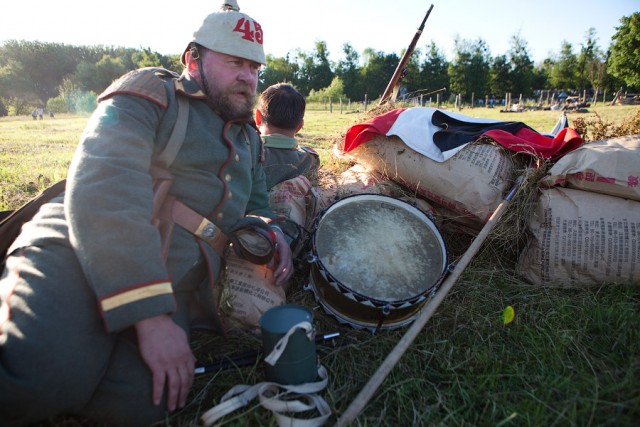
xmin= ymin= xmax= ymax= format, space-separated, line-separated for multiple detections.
xmin=207 ymin=81 xmax=257 ymax=122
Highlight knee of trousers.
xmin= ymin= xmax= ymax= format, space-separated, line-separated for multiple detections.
xmin=0 ymin=245 xmax=115 ymax=423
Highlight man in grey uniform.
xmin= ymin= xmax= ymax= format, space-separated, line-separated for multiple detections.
xmin=0 ymin=1 xmax=292 ymax=426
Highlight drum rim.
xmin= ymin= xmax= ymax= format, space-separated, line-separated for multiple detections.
xmin=307 ymin=263 xmax=424 ymax=331
xmin=311 ymin=193 xmax=448 ymax=306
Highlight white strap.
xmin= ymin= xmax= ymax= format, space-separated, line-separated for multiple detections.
xmin=201 ymin=365 xmax=331 ymax=427
xmin=264 ymin=321 xmax=314 ymax=366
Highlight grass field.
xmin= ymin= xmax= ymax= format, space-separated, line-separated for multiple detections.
xmin=2 ymin=104 xmax=640 ymax=427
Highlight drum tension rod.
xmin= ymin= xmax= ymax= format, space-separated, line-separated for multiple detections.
xmin=373 ymin=305 xmax=392 ymax=335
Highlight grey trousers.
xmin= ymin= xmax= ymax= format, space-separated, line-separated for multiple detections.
xmin=0 ymin=245 xmax=174 ymax=427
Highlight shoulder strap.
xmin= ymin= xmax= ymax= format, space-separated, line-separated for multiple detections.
xmin=155 ymin=93 xmax=189 ymax=168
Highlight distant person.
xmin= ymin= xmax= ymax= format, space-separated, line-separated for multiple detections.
xmin=31 ymin=109 xmax=37 ymax=120
xmin=37 ymin=107 xmax=43 ymax=120
xmin=0 ymin=1 xmax=292 ymax=426
xmin=255 ymin=83 xmax=320 ymax=190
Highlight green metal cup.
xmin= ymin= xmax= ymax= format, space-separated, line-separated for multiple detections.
xmin=260 ymin=304 xmax=317 ymax=385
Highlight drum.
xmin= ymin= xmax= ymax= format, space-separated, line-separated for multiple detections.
xmin=307 ymin=194 xmax=448 ymax=331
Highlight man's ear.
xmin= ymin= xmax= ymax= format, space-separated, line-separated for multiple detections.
xmin=184 ymin=50 xmax=200 ymax=77
xmin=295 ymin=118 xmax=304 ymax=133
xmin=255 ymin=109 xmax=264 ymax=126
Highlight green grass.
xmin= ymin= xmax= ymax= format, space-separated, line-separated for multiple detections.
xmin=4 ymin=105 xmax=640 ymax=427
xmin=0 ymin=113 xmax=87 ymax=210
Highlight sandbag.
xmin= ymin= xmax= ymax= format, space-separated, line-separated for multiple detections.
xmin=219 ymin=250 xmax=286 ymax=331
xmin=269 ymin=175 xmax=313 ymax=229
xmin=347 ymin=135 xmax=517 ymax=226
xmin=517 ymin=187 xmax=640 ymax=287
xmin=312 ymin=164 xmax=405 ymax=220
xmin=540 ymin=135 xmax=640 ymax=201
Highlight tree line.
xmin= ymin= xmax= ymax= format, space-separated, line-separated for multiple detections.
xmin=0 ymin=12 xmax=638 ymax=116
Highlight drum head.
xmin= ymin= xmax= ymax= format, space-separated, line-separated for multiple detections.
xmin=312 ymin=194 xmax=446 ymax=305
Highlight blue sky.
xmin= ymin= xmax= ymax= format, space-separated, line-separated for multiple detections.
xmin=1 ymin=0 xmax=637 ymax=63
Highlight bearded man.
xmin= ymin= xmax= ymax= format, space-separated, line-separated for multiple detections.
xmin=0 ymin=1 xmax=292 ymax=426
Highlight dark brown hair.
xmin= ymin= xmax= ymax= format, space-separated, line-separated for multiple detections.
xmin=257 ymin=83 xmax=305 ymax=130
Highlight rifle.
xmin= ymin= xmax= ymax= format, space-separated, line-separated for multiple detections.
xmin=378 ymin=3 xmax=434 ymax=106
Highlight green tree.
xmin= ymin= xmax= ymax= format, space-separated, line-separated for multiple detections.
xmin=307 ymin=76 xmax=345 ymax=102
xmin=296 ymin=41 xmax=334 ymax=96
xmin=489 ymin=55 xmax=511 ymax=99
xmin=261 ymin=53 xmax=298 ymax=90
xmin=0 ymin=59 xmax=35 ymax=113
xmin=397 ymin=47 xmax=423 ymax=100
xmin=418 ymin=42 xmax=449 ymax=98
xmin=575 ymin=28 xmax=607 ymax=98
xmin=508 ymin=34 xmax=534 ymax=97
xmin=132 ymin=47 xmax=163 ymax=68
xmin=335 ymin=43 xmax=362 ymax=100
xmin=75 ymin=55 xmax=126 ymax=93
xmin=164 ymin=55 xmax=183 ymax=74
xmin=46 ymin=96 xmax=67 ymax=114
xmin=360 ymin=48 xmax=399 ymax=101
xmin=549 ymin=41 xmax=578 ymax=90
xmin=0 ymin=40 xmax=78 ymax=107
xmin=57 ymin=77 xmax=80 ymax=112
xmin=608 ymin=12 xmax=640 ymax=90
xmin=532 ymin=59 xmax=552 ymax=92
xmin=448 ymin=37 xmax=490 ymax=102
xmin=576 ymin=28 xmax=601 ymax=91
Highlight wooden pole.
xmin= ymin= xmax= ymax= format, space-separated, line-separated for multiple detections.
xmin=334 ymin=176 xmax=525 ymax=427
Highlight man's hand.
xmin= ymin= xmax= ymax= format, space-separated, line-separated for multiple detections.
xmin=271 ymin=229 xmax=293 ymax=286
xmin=135 ymin=315 xmax=196 ymax=412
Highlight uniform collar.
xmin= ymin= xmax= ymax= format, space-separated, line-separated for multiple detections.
xmin=175 ymin=70 xmax=208 ymax=100
xmin=261 ymin=134 xmax=298 ymax=149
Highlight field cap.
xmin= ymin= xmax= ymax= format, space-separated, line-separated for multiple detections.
xmin=182 ymin=0 xmax=266 ymax=65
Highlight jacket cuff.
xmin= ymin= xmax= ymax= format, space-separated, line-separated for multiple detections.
xmin=99 ymin=280 xmax=177 ymax=332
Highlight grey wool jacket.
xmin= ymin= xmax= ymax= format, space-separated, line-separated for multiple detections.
xmin=8 ymin=67 xmax=276 ymax=333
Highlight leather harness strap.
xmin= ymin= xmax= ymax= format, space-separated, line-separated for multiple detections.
xmin=170 ymin=197 xmax=229 ymax=256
